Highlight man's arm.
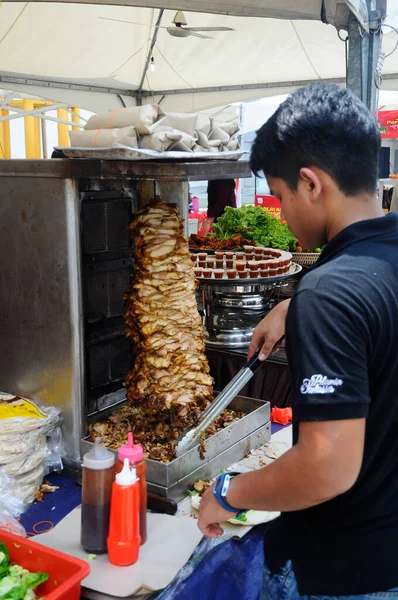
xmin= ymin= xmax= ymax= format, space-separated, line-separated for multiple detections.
xmin=199 ymin=283 xmax=370 ymax=537
xmin=247 ymin=299 xmax=290 ymax=360
xmin=198 ymin=418 xmax=365 ymax=536
xmin=227 ymin=418 xmax=365 ymax=511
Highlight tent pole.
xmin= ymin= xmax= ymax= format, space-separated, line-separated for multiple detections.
xmin=137 ymin=8 xmax=164 ymax=97
xmin=71 ymin=107 xmax=81 ymax=130
xmin=35 ymin=117 xmax=42 ymax=158
xmin=347 ymin=0 xmax=386 ymax=112
xmin=57 ymin=108 xmax=70 ymax=146
xmin=23 ymin=99 xmax=36 ymax=159
xmin=0 ymin=110 xmax=5 ymax=159
xmin=2 ymin=110 xmax=11 ymax=158
xmin=41 ymin=118 xmax=48 ymax=159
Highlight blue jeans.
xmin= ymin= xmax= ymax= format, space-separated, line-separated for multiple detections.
xmin=261 ymin=561 xmax=398 ymax=600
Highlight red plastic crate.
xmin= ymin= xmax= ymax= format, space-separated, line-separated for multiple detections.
xmin=0 ymin=529 xmax=90 ymax=600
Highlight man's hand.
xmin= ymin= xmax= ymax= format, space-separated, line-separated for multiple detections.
xmin=197 ymin=486 xmax=237 ymax=538
xmin=248 ymin=299 xmax=290 ymax=360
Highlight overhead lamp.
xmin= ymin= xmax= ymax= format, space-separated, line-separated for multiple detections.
xmin=150 ymin=57 xmax=155 ymax=73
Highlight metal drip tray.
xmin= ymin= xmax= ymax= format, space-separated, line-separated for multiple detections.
xmin=81 ymin=395 xmax=270 ymax=501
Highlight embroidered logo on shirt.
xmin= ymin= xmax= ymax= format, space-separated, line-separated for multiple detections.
xmin=300 ymin=374 xmax=343 ymax=395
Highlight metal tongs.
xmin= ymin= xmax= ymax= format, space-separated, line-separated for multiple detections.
xmin=175 ymin=348 xmax=265 ymax=458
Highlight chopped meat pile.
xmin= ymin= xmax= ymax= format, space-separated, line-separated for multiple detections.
xmin=89 ymin=405 xmax=244 ymax=462
xmin=193 ymin=479 xmax=212 ymax=495
xmin=189 ymin=233 xmax=256 ymax=250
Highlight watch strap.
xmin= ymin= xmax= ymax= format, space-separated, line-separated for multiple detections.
xmin=213 ymin=472 xmax=244 ymax=513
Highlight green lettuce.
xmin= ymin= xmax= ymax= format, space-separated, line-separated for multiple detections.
xmin=212 ymin=206 xmax=296 ymax=251
xmin=0 ymin=543 xmax=10 ymax=578
xmin=0 ymin=547 xmax=48 ymax=600
xmin=7 ymin=566 xmax=48 ymax=590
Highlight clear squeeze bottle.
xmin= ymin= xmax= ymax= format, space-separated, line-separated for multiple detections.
xmin=115 ymin=432 xmax=147 ymax=544
xmin=108 ymin=458 xmax=141 ymax=566
xmin=81 ymin=439 xmax=115 ymax=554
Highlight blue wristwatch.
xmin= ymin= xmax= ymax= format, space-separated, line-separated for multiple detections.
xmin=212 ymin=472 xmax=246 ymax=513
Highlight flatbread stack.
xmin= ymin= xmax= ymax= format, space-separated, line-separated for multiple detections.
xmin=0 ymin=393 xmax=60 ymax=505
xmin=69 ymin=104 xmax=240 ymax=153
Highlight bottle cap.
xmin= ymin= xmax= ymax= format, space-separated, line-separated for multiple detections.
xmin=115 ymin=458 xmax=138 ymax=486
xmin=83 ymin=439 xmax=115 ymax=470
xmin=118 ymin=432 xmax=144 ymax=464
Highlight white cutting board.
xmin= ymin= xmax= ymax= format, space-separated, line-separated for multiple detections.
xmin=36 ymin=506 xmax=203 ymax=597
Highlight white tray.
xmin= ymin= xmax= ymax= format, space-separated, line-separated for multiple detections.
xmin=56 ymin=145 xmax=246 ymax=162
xmin=36 ymin=507 xmax=203 ymax=597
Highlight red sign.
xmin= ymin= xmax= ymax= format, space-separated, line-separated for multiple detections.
xmin=379 ymin=110 xmax=398 ymax=138
xmin=255 ymin=194 xmax=281 ymax=219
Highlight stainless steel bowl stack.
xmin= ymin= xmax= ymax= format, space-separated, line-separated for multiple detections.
xmin=191 ymin=246 xmax=301 ymax=348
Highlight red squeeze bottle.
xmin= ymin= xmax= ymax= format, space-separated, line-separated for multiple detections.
xmin=107 ymin=458 xmax=141 ymax=566
xmin=115 ymin=432 xmax=147 ymax=544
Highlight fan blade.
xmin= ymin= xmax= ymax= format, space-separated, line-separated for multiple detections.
xmin=98 ymin=16 xmax=166 ymax=28
xmin=190 ymin=31 xmax=214 ymax=39
xmin=188 ymin=26 xmax=235 ymax=32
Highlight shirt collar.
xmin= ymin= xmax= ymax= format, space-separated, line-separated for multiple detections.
xmin=313 ymin=212 xmax=398 ymax=269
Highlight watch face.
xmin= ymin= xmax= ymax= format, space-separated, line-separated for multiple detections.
xmin=221 ymin=477 xmax=230 ymax=497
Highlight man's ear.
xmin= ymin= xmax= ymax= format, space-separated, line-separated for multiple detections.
xmin=299 ymin=167 xmax=322 ymax=203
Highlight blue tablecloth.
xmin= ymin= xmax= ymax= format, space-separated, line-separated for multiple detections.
xmin=19 ymin=473 xmax=81 ymax=537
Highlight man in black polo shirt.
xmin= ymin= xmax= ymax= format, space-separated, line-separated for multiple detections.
xmin=198 ymin=82 xmax=398 ymax=598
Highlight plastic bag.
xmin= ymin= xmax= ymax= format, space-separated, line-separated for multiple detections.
xmin=44 ymin=427 xmax=65 ymax=475
xmin=270 ymin=407 xmax=292 ymax=425
xmin=0 ymin=471 xmax=24 ymax=517
xmin=198 ymin=217 xmax=214 ymax=237
xmin=0 ymin=515 xmax=27 ymax=537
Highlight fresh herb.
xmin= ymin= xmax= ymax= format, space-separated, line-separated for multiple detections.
xmin=0 ymin=543 xmax=48 ymax=600
xmin=187 ymin=490 xmax=199 ymax=496
xmin=0 ymin=544 xmax=10 ymax=578
xmin=212 ymin=206 xmax=296 ymax=251
xmin=232 ymin=512 xmax=248 ymax=523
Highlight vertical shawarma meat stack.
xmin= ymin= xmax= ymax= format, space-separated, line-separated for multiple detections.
xmin=124 ymin=199 xmax=213 ymax=434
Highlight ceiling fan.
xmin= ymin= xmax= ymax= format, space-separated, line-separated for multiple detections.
xmin=98 ymin=11 xmax=235 ymax=39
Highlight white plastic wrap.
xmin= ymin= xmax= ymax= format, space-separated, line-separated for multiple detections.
xmin=0 ymin=471 xmax=25 ymax=517
xmin=0 ymin=515 xmax=26 ymax=537
xmin=59 ymin=145 xmax=246 ymax=161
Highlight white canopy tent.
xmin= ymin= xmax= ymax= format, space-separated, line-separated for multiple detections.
xmin=0 ymin=0 xmax=396 ymax=114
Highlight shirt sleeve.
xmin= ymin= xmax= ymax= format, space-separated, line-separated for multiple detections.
xmin=286 ymin=285 xmax=371 ymax=422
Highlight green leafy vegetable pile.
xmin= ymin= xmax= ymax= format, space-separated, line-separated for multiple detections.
xmin=211 ymin=206 xmax=296 ymax=251
xmin=0 ymin=541 xmax=49 ymax=600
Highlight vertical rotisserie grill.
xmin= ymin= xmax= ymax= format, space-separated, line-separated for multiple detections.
xmin=116 ymin=199 xmax=215 ymax=459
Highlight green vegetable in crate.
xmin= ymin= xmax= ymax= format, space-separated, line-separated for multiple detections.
xmin=211 ymin=205 xmax=296 ymax=251
xmin=0 ymin=543 xmax=48 ymax=600
xmin=0 ymin=543 xmax=10 ymax=578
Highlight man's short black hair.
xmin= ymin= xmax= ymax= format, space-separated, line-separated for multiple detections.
xmin=250 ymin=82 xmax=380 ymax=196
